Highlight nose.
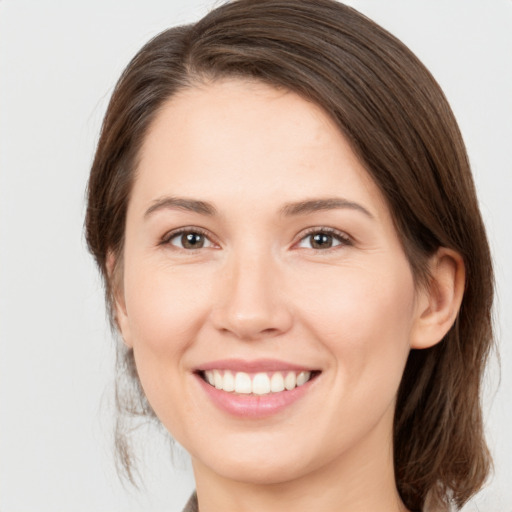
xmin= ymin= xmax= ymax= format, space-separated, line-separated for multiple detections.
xmin=211 ymin=252 xmax=293 ymax=341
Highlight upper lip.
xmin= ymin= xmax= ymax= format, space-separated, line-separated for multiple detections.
xmin=195 ymin=358 xmax=318 ymax=373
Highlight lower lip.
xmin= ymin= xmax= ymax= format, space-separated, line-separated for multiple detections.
xmin=195 ymin=373 xmax=318 ymax=419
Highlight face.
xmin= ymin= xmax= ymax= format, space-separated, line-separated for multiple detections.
xmin=116 ymin=79 xmax=423 ymax=487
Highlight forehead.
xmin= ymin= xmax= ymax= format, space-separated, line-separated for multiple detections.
xmin=133 ymin=78 xmax=388 ymax=219
xmin=141 ymin=78 xmax=342 ymax=168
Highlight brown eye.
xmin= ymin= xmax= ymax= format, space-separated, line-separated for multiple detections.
xmin=182 ymin=232 xmax=205 ymax=248
xmin=166 ymin=230 xmax=214 ymax=249
xmin=310 ymin=233 xmax=334 ymax=249
xmin=297 ymin=229 xmax=351 ymax=250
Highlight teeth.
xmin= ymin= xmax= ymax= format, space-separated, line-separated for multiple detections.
xmin=270 ymin=372 xmax=285 ymax=392
xmin=223 ymin=370 xmax=235 ymax=392
xmin=205 ymin=370 xmax=215 ymax=386
xmin=252 ymin=373 xmax=271 ymax=395
xmin=234 ymin=372 xmax=252 ymax=394
xmin=214 ymin=370 xmax=223 ymax=389
xmin=203 ymin=370 xmax=312 ymax=395
xmin=284 ymin=371 xmax=296 ymax=390
xmin=296 ymin=371 xmax=309 ymax=386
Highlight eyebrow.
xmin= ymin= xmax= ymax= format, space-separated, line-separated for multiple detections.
xmin=144 ymin=196 xmax=373 ymax=220
xmin=280 ymin=197 xmax=374 ymax=219
xmin=144 ymin=196 xmax=217 ymax=218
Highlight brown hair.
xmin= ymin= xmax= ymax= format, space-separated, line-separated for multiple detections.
xmin=85 ymin=1 xmax=494 ymax=510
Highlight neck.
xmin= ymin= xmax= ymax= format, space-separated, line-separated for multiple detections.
xmin=191 ymin=408 xmax=409 ymax=512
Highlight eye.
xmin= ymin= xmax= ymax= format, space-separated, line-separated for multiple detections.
xmin=296 ymin=229 xmax=351 ymax=250
xmin=163 ymin=229 xmax=215 ymax=250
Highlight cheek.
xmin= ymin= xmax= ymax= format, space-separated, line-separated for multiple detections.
xmin=296 ymin=256 xmax=415 ymax=332
xmin=293 ymin=259 xmax=416 ymax=395
xmin=123 ymin=262 xmax=213 ymax=355
xmin=121 ymin=261 xmax=215 ymax=431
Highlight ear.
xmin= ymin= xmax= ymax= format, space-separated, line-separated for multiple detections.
xmin=410 ymin=248 xmax=465 ymax=349
xmin=107 ymin=251 xmax=133 ymax=348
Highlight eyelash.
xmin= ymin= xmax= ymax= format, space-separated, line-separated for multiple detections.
xmin=160 ymin=226 xmax=353 ymax=251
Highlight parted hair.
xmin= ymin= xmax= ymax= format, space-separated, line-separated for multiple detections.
xmin=85 ymin=1 xmax=494 ymax=510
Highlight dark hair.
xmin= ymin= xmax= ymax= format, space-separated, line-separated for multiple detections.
xmin=85 ymin=1 xmax=494 ymax=510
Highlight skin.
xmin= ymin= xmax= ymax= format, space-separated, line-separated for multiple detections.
xmin=114 ymin=79 xmax=465 ymax=512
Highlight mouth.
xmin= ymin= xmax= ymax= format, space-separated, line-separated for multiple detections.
xmin=196 ymin=369 xmax=321 ymax=396
xmin=193 ymin=359 xmax=322 ymax=418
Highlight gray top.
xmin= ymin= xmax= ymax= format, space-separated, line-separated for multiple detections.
xmin=182 ymin=492 xmax=199 ymax=512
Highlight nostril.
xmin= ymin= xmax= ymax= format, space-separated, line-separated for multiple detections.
xmin=261 ymin=327 xmax=281 ymax=336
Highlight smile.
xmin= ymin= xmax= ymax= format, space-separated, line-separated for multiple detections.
xmin=194 ymin=359 xmax=321 ymax=418
xmin=200 ymin=369 xmax=315 ymax=395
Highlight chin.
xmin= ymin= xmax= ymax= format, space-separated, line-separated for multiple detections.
xmin=211 ymin=458 xmax=309 ymax=486
xmin=190 ymin=435 xmax=325 ymax=486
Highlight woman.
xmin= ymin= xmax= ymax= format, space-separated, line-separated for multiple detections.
xmin=85 ymin=1 xmax=494 ymax=510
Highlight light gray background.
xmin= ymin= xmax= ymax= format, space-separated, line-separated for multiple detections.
xmin=1 ymin=1 xmax=511 ymax=511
